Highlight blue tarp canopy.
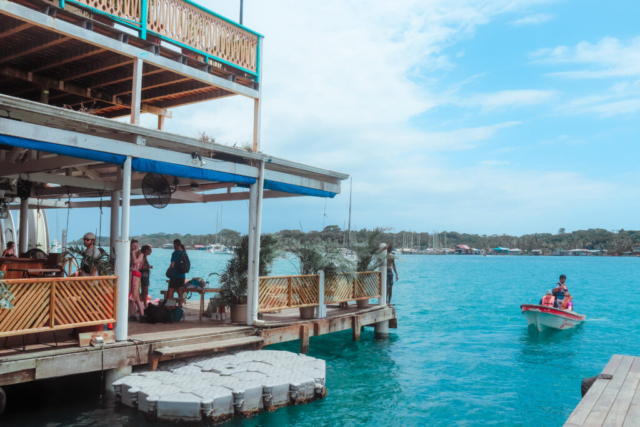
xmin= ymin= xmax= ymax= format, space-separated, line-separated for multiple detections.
xmin=0 ymin=134 xmax=336 ymax=198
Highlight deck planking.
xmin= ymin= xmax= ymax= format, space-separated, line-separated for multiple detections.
xmin=565 ymin=355 xmax=640 ymax=427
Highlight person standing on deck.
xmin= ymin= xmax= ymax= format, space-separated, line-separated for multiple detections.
xmin=167 ymin=239 xmax=186 ymax=300
xmin=73 ymin=232 xmax=101 ymax=276
xmin=129 ymin=241 xmax=145 ymax=322
xmin=385 ymin=245 xmax=399 ymax=303
xmin=139 ymin=245 xmax=153 ymax=308
xmin=553 ymin=274 xmax=568 ymax=307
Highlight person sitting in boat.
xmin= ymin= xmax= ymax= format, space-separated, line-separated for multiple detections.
xmin=552 ymin=274 xmax=568 ymax=307
xmin=560 ymin=292 xmax=573 ymax=311
xmin=540 ymin=290 xmax=557 ymax=308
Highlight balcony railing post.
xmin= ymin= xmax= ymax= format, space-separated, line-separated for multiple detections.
xmin=49 ymin=281 xmax=56 ymax=328
xmin=317 ymin=271 xmax=326 ymax=319
xmin=287 ymin=277 xmax=292 ymax=309
xmin=140 ymin=0 xmax=148 ymax=39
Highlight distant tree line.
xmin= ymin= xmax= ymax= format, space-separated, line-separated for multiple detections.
xmin=71 ymin=227 xmax=640 ymax=254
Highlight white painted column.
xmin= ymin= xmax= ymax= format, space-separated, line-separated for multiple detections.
xmin=115 ymin=156 xmax=132 ymax=342
xmin=252 ymin=38 xmax=263 ymax=152
xmin=18 ymin=197 xmax=28 ymax=255
xmin=375 ymin=247 xmax=389 ymax=337
xmin=248 ymin=162 xmax=265 ymax=325
xmin=130 ymin=58 xmax=143 ymax=126
xmin=246 ymin=183 xmax=257 ymax=325
xmin=109 ymin=190 xmax=120 ymax=256
xmin=316 ymin=270 xmax=326 ymax=319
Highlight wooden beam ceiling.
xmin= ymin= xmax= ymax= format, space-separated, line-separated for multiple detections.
xmin=0 ymin=35 xmax=71 ymax=65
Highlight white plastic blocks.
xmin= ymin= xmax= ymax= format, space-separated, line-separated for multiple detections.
xmin=113 ymin=349 xmax=327 ymax=423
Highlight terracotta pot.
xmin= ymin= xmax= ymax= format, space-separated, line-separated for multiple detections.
xmin=299 ymin=306 xmax=316 ymax=319
xmin=230 ymin=304 xmax=248 ymax=323
xmin=356 ymin=299 xmax=370 ymax=308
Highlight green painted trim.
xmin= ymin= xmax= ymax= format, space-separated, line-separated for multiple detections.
xmin=150 ymin=31 xmax=259 ymax=78
xmin=178 ymin=0 xmax=264 ymax=38
xmin=140 ymin=0 xmax=148 ymax=39
xmin=255 ymin=37 xmax=262 ymax=83
xmin=65 ymin=0 xmax=142 ymax=28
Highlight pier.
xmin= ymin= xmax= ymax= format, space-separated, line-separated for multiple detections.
xmin=565 ymin=354 xmax=640 ymax=427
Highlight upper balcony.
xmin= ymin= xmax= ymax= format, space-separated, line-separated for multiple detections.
xmin=0 ymin=0 xmax=261 ymax=126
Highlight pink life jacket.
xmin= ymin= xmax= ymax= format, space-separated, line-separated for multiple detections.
xmin=541 ymin=295 xmax=555 ymax=307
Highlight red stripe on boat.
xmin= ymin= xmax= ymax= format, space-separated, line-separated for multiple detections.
xmin=520 ymin=304 xmax=585 ymax=321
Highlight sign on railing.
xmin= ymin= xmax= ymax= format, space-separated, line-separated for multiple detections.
xmin=0 ymin=276 xmax=118 ymax=337
xmin=258 ymin=272 xmax=381 ymax=312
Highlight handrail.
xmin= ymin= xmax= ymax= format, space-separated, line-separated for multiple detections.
xmin=258 ymin=272 xmax=382 ymax=312
xmin=59 ymin=0 xmax=261 ymax=77
xmin=0 ymin=276 xmax=118 ymax=337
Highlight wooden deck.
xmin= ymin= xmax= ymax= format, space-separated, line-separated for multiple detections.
xmin=565 ymin=355 xmax=640 ymax=427
xmin=0 ymin=301 xmax=396 ymax=387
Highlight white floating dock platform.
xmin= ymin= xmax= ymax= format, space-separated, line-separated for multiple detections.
xmin=113 ymin=350 xmax=327 ymax=423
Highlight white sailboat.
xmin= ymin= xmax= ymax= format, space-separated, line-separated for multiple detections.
xmin=207 ymin=206 xmax=233 ymax=255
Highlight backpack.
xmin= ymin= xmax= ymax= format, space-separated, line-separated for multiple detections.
xmin=168 ymin=306 xmax=184 ymax=323
xmin=176 ymin=252 xmax=191 ymax=275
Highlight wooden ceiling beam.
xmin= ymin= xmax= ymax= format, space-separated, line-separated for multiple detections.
xmin=0 ymin=22 xmax=32 ymax=41
xmin=32 ymin=45 xmax=107 ymax=73
xmin=0 ymin=35 xmax=71 ymax=65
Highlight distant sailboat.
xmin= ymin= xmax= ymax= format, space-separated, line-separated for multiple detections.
xmin=207 ymin=206 xmax=233 ymax=255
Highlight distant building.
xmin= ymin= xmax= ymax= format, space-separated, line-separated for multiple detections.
xmin=568 ymin=249 xmax=589 ymax=256
xmin=510 ymin=248 xmax=522 ymax=255
xmin=492 ymin=247 xmax=510 ymax=255
xmin=531 ymin=249 xmax=543 ymax=256
xmin=633 ymin=247 xmax=640 ymax=253
xmin=194 ymin=245 xmax=205 ymax=250
xmin=455 ymin=244 xmax=471 ymax=254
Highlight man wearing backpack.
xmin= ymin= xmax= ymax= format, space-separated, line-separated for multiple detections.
xmin=167 ymin=239 xmax=189 ymax=300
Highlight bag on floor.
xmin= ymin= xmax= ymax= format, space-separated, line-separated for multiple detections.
xmin=168 ymin=306 xmax=184 ymax=323
xmin=145 ymin=302 xmax=170 ymax=324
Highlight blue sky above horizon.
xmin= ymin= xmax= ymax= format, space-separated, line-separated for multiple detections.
xmin=47 ymin=0 xmax=640 ymax=241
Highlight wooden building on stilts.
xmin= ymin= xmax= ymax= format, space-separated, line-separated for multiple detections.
xmin=0 ymin=0 xmax=397 ymax=415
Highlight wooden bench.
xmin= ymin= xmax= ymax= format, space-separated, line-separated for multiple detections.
xmin=160 ymin=286 xmax=223 ymax=321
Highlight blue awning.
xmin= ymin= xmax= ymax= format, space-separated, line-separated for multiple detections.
xmin=0 ymin=134 xmax=127 ymax=165
xmin=0 ymin=134 xmax=335 ymax=198
xmin=131 ymin=158 xmax=255 ymax=186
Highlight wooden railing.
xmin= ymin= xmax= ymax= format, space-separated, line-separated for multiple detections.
xmin=325 ymin=272 xmax=382 ymax=304
xmin=0 ymin=276 xmax=117 ymax=337
xmin=62 ymin=0 xmax=260 ymax=76
xmin=258 ymin=272 xmax=382 ymax=313
xmin=147 ymin=0 xmax=259 ymax=73
xmin=258 ymin=274 xmax=319 ymax=313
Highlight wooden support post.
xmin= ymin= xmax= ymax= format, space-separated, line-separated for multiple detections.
xmin=288 ymin=277 xmax=292 ymax=309
xmin=130 ymin=58 xmax=143 ymax=125
xmin=40 ymin=87 xmax=49 ymax=104
xmin=352 ymin=315 xmax=361 ymax=341
xmin=300 ymin=324 xmax=309 ymax=354
xmin=157 ymin=114 xmax=165 ymax=131
xmin=49 ymin=282 xmax=56 ymax=327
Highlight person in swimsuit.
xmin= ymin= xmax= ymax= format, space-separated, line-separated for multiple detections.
xmin=128 ymin=241 xmax=146 ymax=322
xmin=2 ymin=241 xmax=16 ymax=257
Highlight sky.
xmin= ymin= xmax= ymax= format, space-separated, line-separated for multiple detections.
xmin=47 ymin=0 xmax=640 ymax=241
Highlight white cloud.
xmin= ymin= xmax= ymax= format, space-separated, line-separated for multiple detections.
xmin=509 ymin=13 xmax=555 ymax=26
xmin=532 ymin=37 xmax=640 ymax=78
xmin=460 ymin=90 xmax=558 ymax=111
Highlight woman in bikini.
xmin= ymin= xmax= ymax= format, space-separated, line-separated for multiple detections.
xmin=128 ymin=242 xmax=146 ymax=322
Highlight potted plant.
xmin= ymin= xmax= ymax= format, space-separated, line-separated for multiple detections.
xmin=210 ymin=234 xmax=278 ymax=323
xmin=287 ymin=240 xmax=356 ymax=318
xmin=60 ymin=246 xmax=113 ymax=276
xmin=354 ymin=228 xmax=388 ymax=308
xmin=0 ymin=271 xmax=15 ymax=310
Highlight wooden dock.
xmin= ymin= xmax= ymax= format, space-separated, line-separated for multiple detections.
xmin=565 ymin=355 xmax=640 ymax=427
xmin=0 ymin=301 xmax=395 ymax=387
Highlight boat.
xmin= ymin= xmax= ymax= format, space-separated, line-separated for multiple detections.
xmin=206 ymin=243 xmax=233 ymax=255
xmin=341 ymin=248 xmax=357 ymax=262
xmin=161 ymin=243 xmax=173 ymax=249
xmin=520 ymin=304 xmax=586 ymax=332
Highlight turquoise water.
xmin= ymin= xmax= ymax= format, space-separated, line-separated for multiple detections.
xmin=3 ymin=254 xmax=640 ymax=426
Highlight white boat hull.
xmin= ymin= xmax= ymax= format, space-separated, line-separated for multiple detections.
xmin=521 ymin=304 xmax=586 ymax=332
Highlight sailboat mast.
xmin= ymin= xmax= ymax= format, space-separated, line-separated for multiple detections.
xmin=347 ymin=177 xmax=352 ymax=248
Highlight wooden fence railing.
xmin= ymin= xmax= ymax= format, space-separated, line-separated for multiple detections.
xmin=258 ymin=272 xmax=382 ymax=313
xmin=0 ymin=276 xmax=118 ymax=337
xmin=61 ymin=0 xmax=260 ymax=76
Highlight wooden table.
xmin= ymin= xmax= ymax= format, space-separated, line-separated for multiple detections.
xmin=565 ymin=354 xmax=640 ymax=426
xmin=0 ymin=257 xmax=45 ymax=279
xmin=160 ymin=284 xmax=222 ymax=320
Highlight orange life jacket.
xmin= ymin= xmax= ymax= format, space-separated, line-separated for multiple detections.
xmin=541 ymin=295 xmax=555 ymax=307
